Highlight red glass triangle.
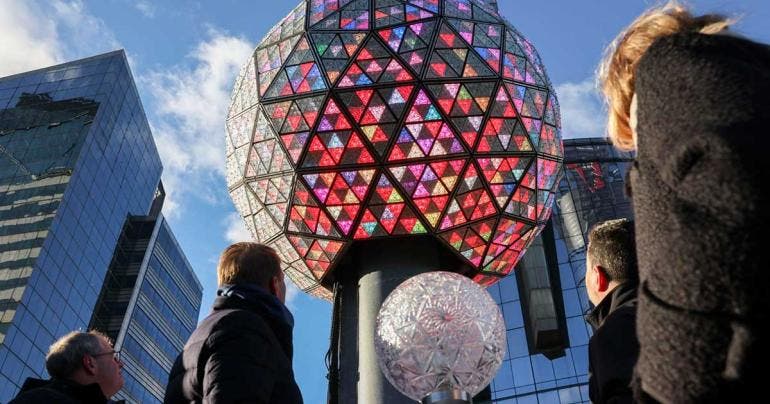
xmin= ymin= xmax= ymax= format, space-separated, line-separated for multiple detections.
xmin=436 ymin=23 xmax=464 ymax=48
xmin=490 ymin=85 xmax=517 ymax=118
xmin=263 ymin=100 xmax=292 ymax=132
xmin=317 ymin=99 xmax=351 ymax=131
xmin=483 ymin=218 xmax=532 ymax=267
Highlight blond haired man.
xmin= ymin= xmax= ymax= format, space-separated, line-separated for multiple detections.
xmin=164 ymin=242 xmax=302 ymax=404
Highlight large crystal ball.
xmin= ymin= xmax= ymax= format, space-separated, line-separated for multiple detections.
xmin=374 ymin=271 xmax=506 ymax=401
xmin=225 ymin=0 xmax=564 ymax=300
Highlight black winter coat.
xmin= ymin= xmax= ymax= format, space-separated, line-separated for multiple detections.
xmin=631 ymin=32 xmax=770 ymax=402
xmin=164 ymin=287 xmax=303 ymax=404
xmin=10 ymin=378 xmax=119 ymax=404
xmin=586 ymin=282 xmax=638 ymax=404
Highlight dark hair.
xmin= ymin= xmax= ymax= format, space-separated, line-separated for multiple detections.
xmin=46 ymin=330 xmax=108 ymax=379
xmin=217 ymin=242 xmax=281 ymax=288
xmin=587 ymin=218 xmax=638 ymax=283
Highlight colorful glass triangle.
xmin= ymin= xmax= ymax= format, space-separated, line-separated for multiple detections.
xmin=249 ymin=175 xmax=293 ymax=227
xmin=263 ymin=95 xmax=324 ymax=164
xmin=537 ymin=191 xmax=555 ymax=223
xmin=339 ymin=36 xmax=413 ymax=87
xmin=505 ymin=29 xmax=547 ymax=86
xmin=446 ymin=18 xmax=502 ymax=73
xmin=303 ymin=130 xmax=375 ymax=167
xmin=264 ymin=36 xmax=327 ymax=98
xmin=537 ymin=158 xmax=560 ymax=192
xmin=288 ymin=181 xmax=341 ymax=237
xmin=288 ymin=235 xmax=344 ymax=281
xmin=311 ymin=0 xmax=369 ymax=30
xmin=439 ymin=218 xmax=495 ymax=266
xmin=407 ymin=0 xmax=438 ymax=12
xmin=388 ymin=89 xmax=467 ymax=161
xmin=539 ymin=124 xmax=562 ymax=157
xmin=427 ymin=23 xmax=494 ymax=79
xmin=374 ymin=0 xmax=435 ymax=28
xmin=256 ymin=33 xmax=304 ymax=96
xmin=389 ymin=159 xmax=464 ymax=228
xmin=504 ymin=185 xmax=536 ymax=220
xmin=506 ymin=83 xmax=547 ymax=119
xmin=477 ymin=157 xmax=532 ymax=209
xmin=313 ymin=32 xmax=367 ymax=84
xmin=477 ymin=118 xmax=533 ymax=153
xmin=303 ymin=169 xmax=374 ymax=235
xmin=377 ymin=20 xmax=436 ymax=76
xmin=483 ymin=225 xmax=538 ymax=275
xmin=483 ymin=218 xmax=533 ymax=268
xmin=338 ymin=85 xmax=414 ymax=158
xmin=439 ymin=164 xmax=496 ymax=230
xmin=354 ymin=173 xmax=427 ymax=239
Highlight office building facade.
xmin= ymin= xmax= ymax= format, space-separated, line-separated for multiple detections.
xmin=91 ymin=213 xmax=202 ymax=403
xmin=0 ymin=51 xmax=200 ymax=402
xmin=489 ymin=138 xmax=634 ymax=403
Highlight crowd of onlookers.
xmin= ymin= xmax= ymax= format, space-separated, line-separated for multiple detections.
xmin=8 ymin=1 xmax=769 ymax=403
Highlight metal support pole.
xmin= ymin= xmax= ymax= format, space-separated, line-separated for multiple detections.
xmin=335 ymin=235 xmax=471 ymax=403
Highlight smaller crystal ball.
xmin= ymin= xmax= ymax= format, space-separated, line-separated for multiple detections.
xmin=375 ymin=271 xmax=506 ymax=401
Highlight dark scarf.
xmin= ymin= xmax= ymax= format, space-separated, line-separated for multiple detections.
xmin=216 ymin=283 xmax=295 ymax=358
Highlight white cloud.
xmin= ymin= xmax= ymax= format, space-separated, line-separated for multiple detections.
xmin=554 ymin=78 xmax=607 ymax=139
xmin=223 ymin=212 xmax=254 ymax=244
xmin=0 ymin=0 xmax=120 ymax=78
xmin=134 ymin=0 xmax=156 ymax=18
xmin=142 ymin=28 xmax=253 ymax=217
xmin=0 ymin=0 xmax=60 ymax=77
xmin=285 ymin=282 xmax=300 ymax=311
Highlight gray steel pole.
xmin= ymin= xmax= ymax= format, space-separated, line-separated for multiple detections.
xmin=335 ymin=235 xmax=471 ymax=404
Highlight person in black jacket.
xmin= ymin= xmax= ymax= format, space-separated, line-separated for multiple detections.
xmin=584 ymin=219 xmax=639 ymax=404
xmin=164 ymin=242 xmax=303 ymax=404
xmin=11 ymin=330 xmax=125 ymax=404
xmin=599 ymin=2 xmax=770 ymax=401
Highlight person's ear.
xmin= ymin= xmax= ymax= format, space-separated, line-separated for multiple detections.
xmin=82 ymin=355 xmax=97 ymax=376
xmin=596 ymin=266 xmax=610 ymax=293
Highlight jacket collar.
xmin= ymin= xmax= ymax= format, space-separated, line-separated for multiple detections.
xmin=214 ymin=283 xmax=295 ymax=359
xmin=19 ymin=377 xmax=111 ymax=403
xmin=586 ymin=281 xmax=638 ymax=330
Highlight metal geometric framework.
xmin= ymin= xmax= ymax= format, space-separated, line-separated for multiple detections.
xmin=226 ymin=0 xmax=564 ymax=300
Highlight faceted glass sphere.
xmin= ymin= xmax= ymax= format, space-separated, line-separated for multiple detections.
xmin=225 ymin=0 xmax=564 ymax=300
xmin=374 ymin=271 xmax=506 ymax=401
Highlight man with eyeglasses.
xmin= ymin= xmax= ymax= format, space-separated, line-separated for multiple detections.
xmin=10 ymin=330 xmax=125 ymax=404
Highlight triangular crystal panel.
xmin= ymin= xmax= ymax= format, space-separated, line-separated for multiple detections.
xmin=339 ymin=36 xmax=413 ymax=87
xmin=477 ymin=157 xmax=532 ymax=209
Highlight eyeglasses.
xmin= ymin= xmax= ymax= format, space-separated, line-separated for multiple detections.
xmin=93 ymin=349 xmax=121 ymax=363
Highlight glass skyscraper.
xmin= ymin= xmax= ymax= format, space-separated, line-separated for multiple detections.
xmin=0 ymin=51 xmax=200 ymax=402
xmin=90 ymin=213 xmax=202 ymax=404
xmin=489 ymin=138 xmax=634 ymax=403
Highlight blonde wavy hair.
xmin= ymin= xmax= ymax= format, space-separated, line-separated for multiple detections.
xmin=598 ymin=1 xmax=733 ymax=150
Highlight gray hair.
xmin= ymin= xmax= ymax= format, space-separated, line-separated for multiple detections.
xmin=45 ymin=331 xmax=108 ymax=379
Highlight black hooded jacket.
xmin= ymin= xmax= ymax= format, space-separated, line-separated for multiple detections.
xmin=586 ymin=282 xmax=639 ymax=404
xmin=164 ymin=284 xmax=303 ymax=404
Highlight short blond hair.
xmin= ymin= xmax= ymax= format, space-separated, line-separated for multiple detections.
xmin=598 ymin=1 xmax=732 ymax=151
xmin=217 ymin=242 xmax=281 ymax=287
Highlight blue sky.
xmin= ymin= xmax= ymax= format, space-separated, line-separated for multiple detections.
xmin=1 ymin=0 xmax=769 ymax=402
